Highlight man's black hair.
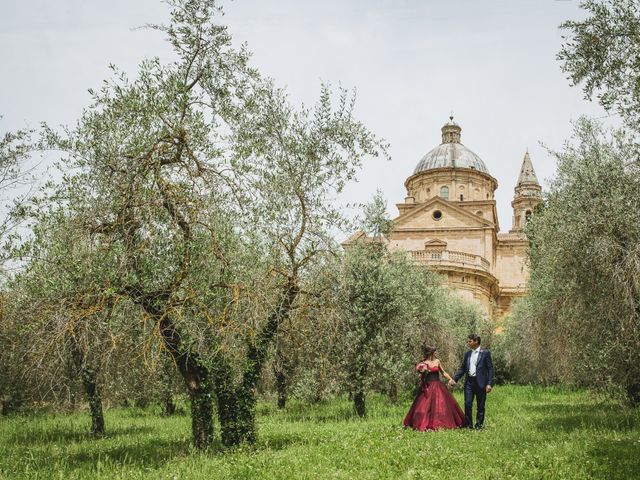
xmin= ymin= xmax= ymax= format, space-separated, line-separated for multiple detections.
xmin=468 ymin=333 xmax=481 ymax=344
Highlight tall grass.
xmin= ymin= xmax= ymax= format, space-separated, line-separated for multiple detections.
xmin=0 ymin=386 xmax=638 ymax=479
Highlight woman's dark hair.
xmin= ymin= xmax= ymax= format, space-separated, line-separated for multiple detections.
xmin=422 ymin=344 xmax=437 ymax=358
xmin=468 ymin=333 xmax=481 ymax=344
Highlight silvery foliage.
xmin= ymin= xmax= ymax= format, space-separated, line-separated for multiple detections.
xmin=559 ymin=0 xmax=640 ymax=134
xmin=4 ymin=0 xmax=260 ymax=405
xmin=230 ymin=82 xmax=388 ymax=285
xmin=0 ymin=121 xmax=35 ymax=268
xmin=506 ymin=117 xmax=640 ymax=394
xmin=4 ymin=0 xmax=390 ymax=413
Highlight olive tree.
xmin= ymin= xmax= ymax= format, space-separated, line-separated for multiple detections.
xmin=336 ymin=193 xmax=443 ymax=416
xmin=0 ymin=121 xmax=39 ymax=414
xmin=23 ymin=0 xmax=384 ymax=449
xmin=206 ymin=80 xmax=386 ymax=442
xmin=503 ymin=0 xmax=640 ymax=400
xmin=30 ymin=0 xmax=256 ymax=449
xmin=505 ymin=118 xmax=640 ymax=398
xmin=559 ymin=0 xmax=640 ymax=132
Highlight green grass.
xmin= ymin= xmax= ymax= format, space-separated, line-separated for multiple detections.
xmin=0 ymin=385 xmax=638 ymax=479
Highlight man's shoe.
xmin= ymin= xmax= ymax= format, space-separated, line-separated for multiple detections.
xmin=474 ymin=424 xmax=483 ymax=430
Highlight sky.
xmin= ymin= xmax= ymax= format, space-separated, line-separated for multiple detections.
xmin=0 ymin=0 xmax=607 ymax=232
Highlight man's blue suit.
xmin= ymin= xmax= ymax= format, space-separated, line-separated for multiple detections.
xmin=453 ymin=348 xmax=494 ymax=428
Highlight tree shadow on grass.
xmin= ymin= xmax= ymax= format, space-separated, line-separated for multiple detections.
xmin=254 ymin=431 xmax=324 ymax=451
xmin=530 ymin=403 xmax=639 ymax=433
xmin=275 ymin=405 xmax=361 ymax=424
xmin=8 ymin=424 xmax=155 ymax=446
xmin=4 ymin=435 xmax=192 ymax=477
xmin=13 ymin=430 xmax=320 ymax=477
xmin=585 ymin=438 xmax=640 ymax=480
xmin=64 ymin=437 xmax=191 ymax=469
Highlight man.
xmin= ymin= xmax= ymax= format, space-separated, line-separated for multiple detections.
xmin=449 ymin=333 xmax=494 ymax=429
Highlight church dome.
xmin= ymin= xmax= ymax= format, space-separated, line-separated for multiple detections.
xmin=413 ymin=117 xmax=490 ymax=175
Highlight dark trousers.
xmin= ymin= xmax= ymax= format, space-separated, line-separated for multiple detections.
xmin=464 ymin=377 xmax=486 ymax=428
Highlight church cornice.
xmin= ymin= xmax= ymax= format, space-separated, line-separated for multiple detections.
xmin=499 ymin=287 xmax=528 ymax=296
xmin=404 ymin=167 xmax=499 ymax=191
xmin=497 ymin=232 xmax=528 ymax=242
xmin=393 ymin=227 xmax=495 ymax=233
xmin=497 ymin=239 xmax=528 ymax=246
xmin=451 ymin=200 xmax=498 ymax=206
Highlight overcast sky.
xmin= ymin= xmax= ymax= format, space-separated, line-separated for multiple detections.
xmin=0 ymin=0 xmax=607 ymax=232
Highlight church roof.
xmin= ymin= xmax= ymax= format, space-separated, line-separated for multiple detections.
xmin=517 ymin=151 xmax=539 ymax=186
xmin=413 ymin=117 xmax=490 ymax=175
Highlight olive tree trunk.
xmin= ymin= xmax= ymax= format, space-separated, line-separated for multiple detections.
xmin=143 ymin=300 xmax=214 ymax=450
xmin=214 ymin=283 xmax=298 ymax=446
xmin=70 ymin=339 xmax=105 ymax=437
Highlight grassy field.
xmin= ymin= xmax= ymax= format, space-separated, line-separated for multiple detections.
xmin=0 ymin=385 xmax=638 ymax=479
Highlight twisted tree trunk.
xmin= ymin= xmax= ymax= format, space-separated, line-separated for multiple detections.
xmin=273 ymin=345 xmax=293 ymax=409
xmin=82 ymin=366 xmax=105 ymax=436
xmin=213 ymin=281 xmax=299 ymax=446
xmin=142 ymin=299 xmax=214 ymax=450
xmin=160 ymin=315 xmax=214 ymax=450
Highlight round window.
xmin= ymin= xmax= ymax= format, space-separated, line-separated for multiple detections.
xmin=432 ymin=210 xmax=443 ymax=220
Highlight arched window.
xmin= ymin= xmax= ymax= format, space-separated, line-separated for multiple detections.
xmin=525 ymin=210 xmax=532 ymax=223
xmin=440 ymin=186 xmax=449 ymax=199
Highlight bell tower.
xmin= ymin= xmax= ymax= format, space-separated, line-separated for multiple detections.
xmin=510 ymin=151 xmax=542 ymax=232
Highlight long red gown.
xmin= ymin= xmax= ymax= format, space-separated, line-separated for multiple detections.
xmin=403 ymin=364 xmax=465 ymax=431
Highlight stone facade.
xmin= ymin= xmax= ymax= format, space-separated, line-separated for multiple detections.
xmin=349 ymin=118 xmax=542 ymax=318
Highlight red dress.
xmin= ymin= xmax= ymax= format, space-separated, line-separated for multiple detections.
xmin=403 ymin=364 xmax=465 ymax=431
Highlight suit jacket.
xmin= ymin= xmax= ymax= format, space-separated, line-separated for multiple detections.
xmin=453 ymin=348 xmax=494 ymax=389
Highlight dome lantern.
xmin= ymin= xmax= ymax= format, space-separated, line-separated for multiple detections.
xmin=441 ymin=116 xmax=461 ymax=144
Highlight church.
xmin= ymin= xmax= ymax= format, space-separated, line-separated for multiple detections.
xmin=347 ymin=117 xmax=542 ymax=318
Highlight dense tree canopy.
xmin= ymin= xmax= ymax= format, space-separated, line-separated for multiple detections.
xmin=503 ymin=118 xmax=640 ymax=398
xmin=495 ymin=0 xmax=640 ymax=403
xmin=1 ymin=0 xmax=389 ymax=449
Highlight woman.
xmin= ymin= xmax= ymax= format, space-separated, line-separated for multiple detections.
xmin=403 ymin=344 xmax=465 ymax=431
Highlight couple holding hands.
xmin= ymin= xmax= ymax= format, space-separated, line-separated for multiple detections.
xmin=403 ymin=334 xmax=494 ymax=431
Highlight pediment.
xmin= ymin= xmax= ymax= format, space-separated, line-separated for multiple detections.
xmin=342 ymin=229 xmax=365 ymax=246
xmin=393 ymin=197 xmax=494 ymax=230
xmin=424 ymin=239 xmax=447 ymax=247
xmin=424 ymin=239 xmax=447 ymax=251
xmin=341 ymin=229 xmax=390 ymax=247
